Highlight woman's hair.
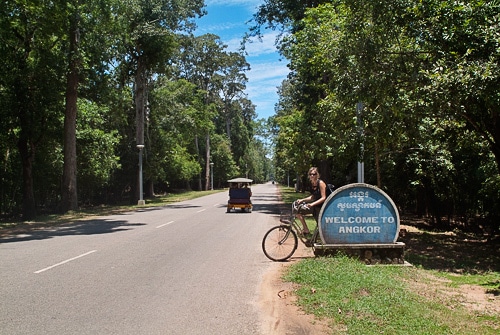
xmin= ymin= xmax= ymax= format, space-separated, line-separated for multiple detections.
xmin=308 ymin=167 xmax=320 ymax=178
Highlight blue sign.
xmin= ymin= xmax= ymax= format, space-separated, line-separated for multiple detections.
xmin=318 ymin=183 xmax=400 ymax=244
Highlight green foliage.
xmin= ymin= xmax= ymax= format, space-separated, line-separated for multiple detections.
xmin=0 ymin=0 xmax=68 ymax=217
xmin=261 ymin=0 xmax=500 ymax=230
xmin=76 ymin=100 xmax=121 ymax=200
xmin=0 ymin=0 xmax=264 ymax=216
xmin=166 ymin=144 xmax=202 ymax=183
xmin=211 ymin=134 xmax=239 ymax=185
xmin=148 ymin=78 xmax=214 ymax=187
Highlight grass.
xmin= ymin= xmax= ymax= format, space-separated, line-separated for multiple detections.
xmin=283 ymin=256 xmax=499 ymax=334
xmin=279 ymin=185 xmax=500 ymax=334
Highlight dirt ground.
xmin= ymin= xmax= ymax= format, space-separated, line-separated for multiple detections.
xmin=259 ymin=245 xmax=331 ymax=335
xmin=259 ymin=221 xmax=500 ymax=334
xmin=398 ymin=222 xmax=500 ymax=317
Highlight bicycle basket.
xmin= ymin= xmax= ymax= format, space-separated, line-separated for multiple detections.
xmin=280 ymin=212 xmax=293 ymax=224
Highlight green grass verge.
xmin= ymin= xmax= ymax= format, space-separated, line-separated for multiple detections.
xmin=278 ymin=184 xmax=499 ymax=334
xmin=283 ymin=255 xmax=499 ymax=334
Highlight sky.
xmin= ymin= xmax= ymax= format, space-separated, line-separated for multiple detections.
xmin=194 ymin=0 xmax=290 ymax=120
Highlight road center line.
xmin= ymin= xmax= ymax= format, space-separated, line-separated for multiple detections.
xmin=156 ymin=221 xmax=174 ymax=229
xmin=197 ymin=209 xmax=206 ymax=213
xmin=34 ymin=250 xmax=97 ymax=274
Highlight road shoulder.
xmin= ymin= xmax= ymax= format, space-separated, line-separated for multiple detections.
xmin=259 ymin=246 xmax=331 ymax=334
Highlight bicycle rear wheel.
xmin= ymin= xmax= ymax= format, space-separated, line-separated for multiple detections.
xmin=262 ymin=225 xmax=298 ymax=261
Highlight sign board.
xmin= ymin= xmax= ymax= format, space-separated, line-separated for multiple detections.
xmin=318 ymin=183 xmax=400 ymax=244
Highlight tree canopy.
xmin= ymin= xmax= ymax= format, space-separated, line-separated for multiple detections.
xmin=256 ymin=0 xmax=500 ymax=233
xmin=0 ymin=0 xmax=272 ymax=219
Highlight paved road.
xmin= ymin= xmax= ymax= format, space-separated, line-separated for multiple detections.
xmin=0 ymin=183 xmax=284 ymax=334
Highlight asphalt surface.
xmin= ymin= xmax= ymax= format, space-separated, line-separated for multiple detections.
xmin=0 ymin=183 xmax=283 ymax=334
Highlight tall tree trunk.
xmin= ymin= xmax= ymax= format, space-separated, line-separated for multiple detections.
xmin=225 ymin=115 xmax=231 ymax=140
xmin=195 ymin=135 xmax=202 ymax=191
xmin=18 ymin=137 xmax=36 ymax=220
xmin=135 ymin=57 xmax=146 ymax=202
xmin=375 ymin=140 xmax=381 ymax=188
xmin=225 ymin=102 xmax=231 ymax=141
xmin=15 ymin=31 xmax=37 ymax=219
xmin=318 ymin=160 xmax=331 ymax=183
xmin=61 ymin=13 xmax=80 ymax=212
xmin=205 ymin=132 xmax=210 ymax=190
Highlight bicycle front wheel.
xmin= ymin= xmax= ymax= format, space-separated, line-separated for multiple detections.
xmin=262 ymin=225 xmax=298 ymax=261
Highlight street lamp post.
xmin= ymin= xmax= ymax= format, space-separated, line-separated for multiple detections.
xmin=356 ymin=102 xmax=365 ymax=183
xmin=137 ymin=144 xmax=145 ymax=206
xmin=210 ymin=162 xmax=214 ymax=190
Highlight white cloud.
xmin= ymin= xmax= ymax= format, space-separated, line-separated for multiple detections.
xmin=195 ymin=1 xmax=289 ymax=119
xmin=196 ymin=22 xmax=241 ymax=35
xmin=245 ymin=60 xmax=290 ymax=119
xmin=247 ymin=61 xmax=289 ymax=83
xmin=244 ymin=31 xmax=281 ymax=56
xmin=222 ymin=30 xmax=282 ymax=58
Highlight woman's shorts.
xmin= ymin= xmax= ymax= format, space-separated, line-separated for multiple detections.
xmin=297 ymin=204 xmax=313 ymax=215
xmin=298 ymin=204 xmax=320 ymax=221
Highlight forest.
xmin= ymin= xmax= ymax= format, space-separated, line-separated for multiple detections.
xmin=252 ymin=0 xmax=500 ymax=237
xmin=2 ymin=0 xmax=500 ymax=239
xmin=1 ymin=0 xmax=272 ymax=220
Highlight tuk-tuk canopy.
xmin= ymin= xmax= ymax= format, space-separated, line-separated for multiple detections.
xmin=227 ymin=178 xmax=253 ymax=183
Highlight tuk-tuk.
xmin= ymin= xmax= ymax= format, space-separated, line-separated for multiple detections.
xmin=227 ymin=178 xmax=253 ymax=213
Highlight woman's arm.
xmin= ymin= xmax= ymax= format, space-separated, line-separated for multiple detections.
xmin=298 ymin=195 xmax=313 ymax=203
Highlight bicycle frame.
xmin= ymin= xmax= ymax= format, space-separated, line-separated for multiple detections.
xmin=262 ymin=200 xmax=322 ymax=261
xmin=281 ymin=200 xmax=320 ymax=246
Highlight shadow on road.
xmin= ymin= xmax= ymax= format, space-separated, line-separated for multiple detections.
xmin=0 ymin=219 xmax=144 ymax=244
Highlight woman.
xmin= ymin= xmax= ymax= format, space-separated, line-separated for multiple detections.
xmin=296 ymin=167 xmax=327 ymax=235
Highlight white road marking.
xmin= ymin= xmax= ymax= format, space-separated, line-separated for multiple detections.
xmin=156 ymin=221 xmax=174 ymax=229
xmin=34 ymin=250 xmax=97 ymax=274
xmin=197 ymin=209 xmax=206 ymax=213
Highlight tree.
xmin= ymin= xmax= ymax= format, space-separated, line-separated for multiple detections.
xmin=176 ymin=34 xmax=226 ymax=190
xmin=215 ymin=52 xmax=250 ymax=140
xmin=413 ymin=1 xmax=500 ymax=175
xmin=115 ymin=0 xmax=204 ymax=199
xmin=0 ymin=0 xmax=67 ymax=219
xmin=148 ymin=78 xmax=210 ymax=189
xmin=210 ymin=134 xmax=239 ymax=187
xmin=76 ymin=100 xmax=121 ymax=203
xmin=259 ymin=0 xmax=500 ymax=229
xmin=175 ymin=34 xmax=252 ymax=190
xmin=61 ymin=2 xmax=82 ymax=212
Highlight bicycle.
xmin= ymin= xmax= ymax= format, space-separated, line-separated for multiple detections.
xmin=262 ymin=200 xmax=321 ymax=261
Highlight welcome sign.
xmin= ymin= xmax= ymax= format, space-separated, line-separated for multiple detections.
xmin=318 ymin=183 xmax=400 ymax=244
